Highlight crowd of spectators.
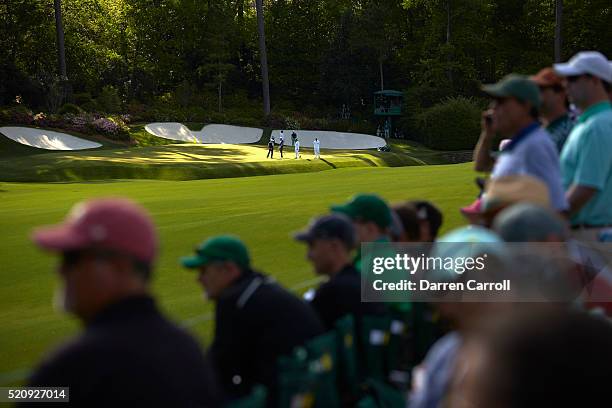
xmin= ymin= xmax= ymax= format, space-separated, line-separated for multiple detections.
xmin=23 ymin=51 xmax=612 ymax=407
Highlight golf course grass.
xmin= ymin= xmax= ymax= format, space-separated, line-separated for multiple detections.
xmin=0 ymin=124 xmax=459 ymax=182
xmin=0 ymin=163 xmax=478 ymax=385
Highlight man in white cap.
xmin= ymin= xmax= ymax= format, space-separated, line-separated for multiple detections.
xmin=554 ymin=51 xmax=612 ymax=240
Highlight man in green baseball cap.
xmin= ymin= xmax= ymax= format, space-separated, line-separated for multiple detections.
xmin=181 ymin=235 xmax=251 ymax=299
xmin=331 ymin=193 xmax=393 ymax=271
xmin=181 ymin=235 xmax=323 ymax=404
xmin=473 ymin=74 xmax=568 ymax=212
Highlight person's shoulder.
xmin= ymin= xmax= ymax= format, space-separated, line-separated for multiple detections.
xmin=318 ymin=267 xmax=360 ymax=293
xmin=423 ymin=332 xmax=462 ymax=366
xmin=590 ymin=109 xmax=612 ymax=131
xmin=579 ymin=112 xmax=612 ymax=143
xmin=251 ymin=278 xmax=313 ymax=312
xmin=28 ymin=333 xmax=103 ymax=386
xmin=527 ymin=127 xmax=557 ymax=154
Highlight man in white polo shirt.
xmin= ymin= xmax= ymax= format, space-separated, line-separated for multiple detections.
xmin=554 ymin=51 xmax=612 ymax=241
xmin=473 ymin=74 xmax=567 ymax=211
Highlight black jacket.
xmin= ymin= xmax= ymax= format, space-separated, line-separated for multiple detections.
xmin=24 ymin=296 xmax=221 ymax=407
xmin=310 ymin=264 xmax=388 ymax=331
xmin=209 ymin=271 xmax=324 ymax=402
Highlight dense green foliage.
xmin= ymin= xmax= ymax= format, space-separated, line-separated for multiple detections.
xmin=416 ymin=96 xmax=483 ymax=150
xmin=1 ymin=1 xmax=610 ymax=143
xmin=3 ymin=1 xmax=610 ymax=107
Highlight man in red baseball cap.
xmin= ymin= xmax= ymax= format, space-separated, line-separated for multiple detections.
xmin=32 ymin=198 xmax=158 ymax=319
xmin=28 ymin=198 xmax=221 ymax=406
xmin=530 ymin=67 xmax=574 ymax=152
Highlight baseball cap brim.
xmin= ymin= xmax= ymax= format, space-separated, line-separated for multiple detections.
xmin=293 ymin=230 xmax=313 ymax=242
xmin=481 ymin=83 xmax=510 ymax=98
xmin=553 ymin=63 xmax=583 ymax=77
xmin=460 ymin=198 xmax=482 ymax=215
xmin=330 ymin=204 xmax=356 ymax=219
xmin=32 ymin=225 xmax=88 ymax=252
xmin=181 ymin=254 xmax=209 ymax=269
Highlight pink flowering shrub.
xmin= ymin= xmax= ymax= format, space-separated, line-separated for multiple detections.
xmin=90 ymin=115 xmax=130 ymax=141
xmin=0 ymin=106 xmax=34 ymax=124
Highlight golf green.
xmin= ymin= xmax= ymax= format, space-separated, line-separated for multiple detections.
xmin=0 ymin=163 xmax=476 ymax=384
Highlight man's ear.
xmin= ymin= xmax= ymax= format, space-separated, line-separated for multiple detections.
xmin=226 ymin=261 xmax=242 ymax=280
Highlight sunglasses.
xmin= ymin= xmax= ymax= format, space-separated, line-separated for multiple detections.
xmin=566 ymin=74 xmax=592 ymax=83
xmin=492 ymin=97 xmax=512 ymax=106
xmin=61 ymin=250 xmax=86 ymax=267
xmin=61 ymin=249 xmax=118 ymax=268
xmin=538 ymin=85 xmax=565 ymax=93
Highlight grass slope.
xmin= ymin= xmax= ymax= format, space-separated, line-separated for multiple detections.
xmin=0 ymin=142 xmax=450 ymax=183
xmin=0 ymin=163 xmax=477 ymax=384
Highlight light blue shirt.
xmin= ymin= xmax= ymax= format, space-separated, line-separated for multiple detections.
xmin=561 ymin=102 xmax=612 ymax=226
xmin=408 ymin=332 xmax=461 ymax=408
xmin=492 ymin=124 xmax=568 ymax=210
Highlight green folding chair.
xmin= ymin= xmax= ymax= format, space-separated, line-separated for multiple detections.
xmin=358 ymin=378 xmax=406 ymax=408
xmin=277 ymin=347 xmax=316 ymax=408
xmin=304 ymin=331 xmax=341 ymax=407
xmin=334 ymin=315 xmax=359 ymax=395
xmin=226 ymin=385 xmax=268 ymax=408
xmin=360 ymin=315 xmax=392 ymax=382
xmin=386 ymin=309 xmax=411 ymax=390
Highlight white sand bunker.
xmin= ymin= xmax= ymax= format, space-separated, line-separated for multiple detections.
xmin=270 ymin=130 xmax=386 ymax=150
xmin=144 ymin=123 xmax=261 ymax=144
xmin=196 ymin=124 xmax=262 ymax=144
xmin=0 ymin=126 xmax=102 ymax=150
xmin=144 ymin=122 xmax=199 ymax=143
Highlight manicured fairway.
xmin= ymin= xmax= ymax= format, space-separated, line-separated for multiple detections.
xmin=0 ymin=163 xmax=476 ymax=384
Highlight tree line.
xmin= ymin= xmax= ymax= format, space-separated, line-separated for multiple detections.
xmin=1 ymin=0 xmax=610 ymax=118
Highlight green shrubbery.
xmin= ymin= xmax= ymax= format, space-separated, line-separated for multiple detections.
xmin=58 ymin=103 xmax=83 ymax=115
xmin=0 ymin=105 xmax=34 ymax=124
xmin=96 ymin=86 xmax=122 ymax=113
xmin=261 ymin=111 xmax=376 ymax=134
xmin=415 ymin=97 xmax=482 ymax=151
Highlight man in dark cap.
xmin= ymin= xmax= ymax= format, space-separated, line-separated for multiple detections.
xmin=266 ymin=136 xmax=274 ymax=159
xmin=29 ymin=198 xmax=221 ymax=407
xmin=294 ymin=214 xmax=386 ymax=331
xmin=182 ymin=235 xmax=323 ymax=403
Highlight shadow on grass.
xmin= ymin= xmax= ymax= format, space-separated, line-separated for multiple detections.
xmin=320 ymin=158 xmax=337 ymax=169
xmin=0 ymin=136 xmax=464 ymax=182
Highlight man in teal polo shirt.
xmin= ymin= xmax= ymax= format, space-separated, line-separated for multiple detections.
xmin=554 ymin=51 xmax=612 ymax=240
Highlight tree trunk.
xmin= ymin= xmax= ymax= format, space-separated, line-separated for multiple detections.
xmin=446 ymin=0 xmax=452 ymax=83
xmin=218 ymin=61 xmax=223 ymax=113
xmin=379 ymin=58 xmax=384 ymax=91
xmin=255 ymin=0 xmax=271 ymax=116
xmin=54 ymin=0 xmax=67 ymax=79
xmin=554 ymin=0 xmax=563 ymax=62
xmin=446 ymin=0 xmax=451 ymax=45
